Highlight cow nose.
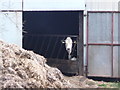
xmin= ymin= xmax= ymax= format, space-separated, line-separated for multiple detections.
xmin=67 ymin=48 xmax=70 ymax=50
xmin=67 ymin=48 xmax=70 ymax=52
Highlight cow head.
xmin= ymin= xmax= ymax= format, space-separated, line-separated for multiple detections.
xmin=64 ymin=37 xmax=73 ymax=59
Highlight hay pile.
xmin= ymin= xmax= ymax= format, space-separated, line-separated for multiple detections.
xmin=0 ymin=40 xmax=71 ymax=88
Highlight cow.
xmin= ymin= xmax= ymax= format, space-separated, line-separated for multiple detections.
xmin=64 ymin=37 xmax=73 ymax=60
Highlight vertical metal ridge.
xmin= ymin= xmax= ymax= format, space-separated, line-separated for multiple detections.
xmin=22 ymin=0 xmax=24 ymax=11
xmin=86 ymin=12 xmax=89 ymax=76
xmin=111 ymin=12 xmax=114 ymax=77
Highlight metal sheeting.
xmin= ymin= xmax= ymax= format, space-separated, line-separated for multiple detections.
xmin=23 ymin=0 xmax=85 ymax=11
xmin=113 ymin=46 xmax=119 ymax=77
xmin=87 ymin=12 xmax=120 ymax=78
xmin=88 ymin=13 xmax=112 ymax=43
xmin=118 ymin=46 xmax=120 ymax=77
xmin=0 ymin=0 xmax=22 ymax=47
xmin=84 ymin=15 xmax=87 ymax=45
xmin=113 ymin=13 xmax=120 ymax=44
xmin=88 ymin=46 xmax=112 ymax=77
xmin=86 ymin=0 xmax=119 ymax=11
xmin=84 ymin=46 xmax=86 ymax=73
xmin=0 ymin=0 xmax=22 ymax=10
xmin=0 ymin=12 xmax=22 ymax=47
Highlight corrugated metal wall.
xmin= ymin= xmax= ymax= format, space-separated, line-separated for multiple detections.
xmin=84 ymin=0 xmax=119 ymax=48
xmin=86 ymin=0 xmax=119 ymax=11
xmin=84 ymin=0 xmax=119 ymax=44
xmin=86 ymin=12 xmax=120 ymax=77
xmin=0 ymin=0 xmax=22 ymax=47
xmin=84 ymin=0 xmax=120 ymax=78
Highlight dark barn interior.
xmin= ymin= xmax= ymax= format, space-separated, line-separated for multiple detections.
xmin=23 ymin=11 xmax=83 ymax=75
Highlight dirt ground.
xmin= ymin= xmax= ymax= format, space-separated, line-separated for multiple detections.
xmin=64 ymin=76 xmax=98 ymax=88
xmin=64 ymin=75 xmax=119 ymax=88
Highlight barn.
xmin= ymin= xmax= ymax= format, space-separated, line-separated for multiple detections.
xmin=0 ymin=0 xmax=119 ymax=78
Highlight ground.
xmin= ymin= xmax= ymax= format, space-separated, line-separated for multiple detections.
xmin=64 ymin=75 xmax=120 ymax=88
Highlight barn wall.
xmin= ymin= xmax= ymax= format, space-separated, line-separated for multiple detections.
xmin=0 ymin=0 xmax=22 ymax=47
xmin=1 ymin=0 xmax=119 ymax=77
xmin=0 ymin=12 xmax=22 ymax=47
xmin=83 ymin=0 xmax=120 ymax=77
xmin=86 ymin=12 xmax=120 ymax=77
xmin=84 ymin=0 xmax=119 ymax=44
xmin=23 ymin=0 xmax=85 ymax=11
xmin=86 ymin=0 xmax=119 ymax=11
xmin=0 ymin=0 xmax=22 ymax=10
xmin=84 ymin=0 xmax=119 ymax=45
xmin=0 ymin=0 xmax=85 ymax=47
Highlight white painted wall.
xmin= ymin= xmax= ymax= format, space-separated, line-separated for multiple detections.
xmin=0 ymin=12 xmax=22 ymax=47
xmin=23 ymin=0 xmax=85 ymax=11
xmin=0 ymin=0 xmax=22 ymax=47
xmin=86 ymin=0 xmax=119 ymax=11
xmin=0 ymin=0 xmax=22 ymax=10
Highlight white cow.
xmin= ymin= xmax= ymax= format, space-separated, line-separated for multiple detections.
xmin=64 ymin=37 xmax=73 ymax=59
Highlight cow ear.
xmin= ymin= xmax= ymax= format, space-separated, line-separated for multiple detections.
xmin=61 ymin=40 xmax=65 ymax=43
xmin=73 ymin=41 xmax=77 ymax=43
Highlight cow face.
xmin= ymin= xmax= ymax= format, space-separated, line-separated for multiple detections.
xmin=65 ymin=37 xmax=73 ymax=59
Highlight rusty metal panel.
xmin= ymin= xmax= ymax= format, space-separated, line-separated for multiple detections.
xmin=23 ymin=0 xmax=85 ymax=11
xmin=88 ymin=13 xmax=112 ymax=43
xmin=88 ymin=46 xmax=112 ymax=77
xmin=0 ymin=0 xmax=22 ymax=10
xmin=0 ymin=12 xmax=22 ymax=47
xmin=113 ymin=46 xmax=119 ymax=77
xmin=113 ymin=13 xmax=120 ymax=44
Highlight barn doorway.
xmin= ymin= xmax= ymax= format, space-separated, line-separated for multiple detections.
xmin=23 ymin=11 xmax=83 ymax=75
